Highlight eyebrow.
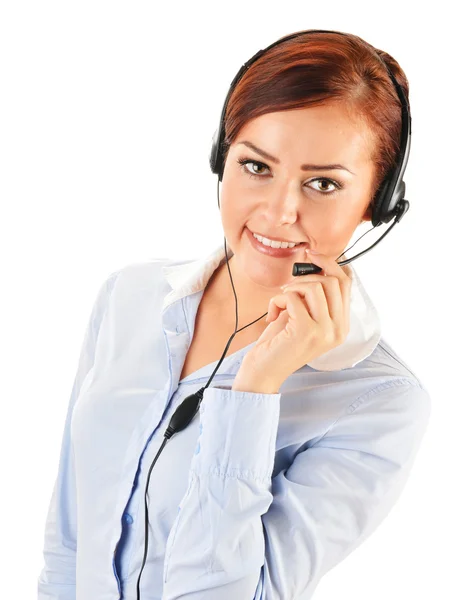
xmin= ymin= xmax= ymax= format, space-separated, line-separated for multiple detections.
xmin=237 ymin=140 xmax=356 ymax=175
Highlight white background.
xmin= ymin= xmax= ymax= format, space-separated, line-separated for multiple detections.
xmin=1 ymin=1 xmax=459 ymax=598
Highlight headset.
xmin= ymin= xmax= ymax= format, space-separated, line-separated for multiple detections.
xmin=209 ymin=27 xmax=411 ymax=274
xmin=134 ymin=29 xmax=412 ymax=598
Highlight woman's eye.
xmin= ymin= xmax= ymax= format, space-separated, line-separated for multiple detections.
xmin=236 ymin=157 xmax=343 ymax=196
xmin=310 ymin=179 xmax=339 ymax=194
xmin=238 ymin=159 xmax=270 ymax=177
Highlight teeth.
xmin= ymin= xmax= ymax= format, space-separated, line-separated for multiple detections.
xmin=252 ymin=231 xmax=303 ymax=249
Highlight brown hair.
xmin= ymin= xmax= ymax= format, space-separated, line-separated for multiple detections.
xmin=222 ymin=29 xmax=410 ymax=221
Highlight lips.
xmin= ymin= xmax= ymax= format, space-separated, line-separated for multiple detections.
xmin=246 ymin=226 xmax=309 ymax=258
xmin=248 ymin=228 xmax=306 ymax=246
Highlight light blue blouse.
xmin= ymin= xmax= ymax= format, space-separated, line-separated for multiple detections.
xmin=37 ymin=243 xmax=432 ymax=600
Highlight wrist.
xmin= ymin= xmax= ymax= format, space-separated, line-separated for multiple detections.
xmin=232 ymin=355 xmax=281 ymax=394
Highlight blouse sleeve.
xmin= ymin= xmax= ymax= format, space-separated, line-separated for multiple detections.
xmin=37 ymin=270 xmax=120 ymax=600
xmin=161 ymin=377 xmax=431 ymax=600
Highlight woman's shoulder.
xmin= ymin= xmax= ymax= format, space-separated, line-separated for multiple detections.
xmin=363 ymin=336 xmax=428 ymax=391
xmin=109 ymin=257 xmax=174 ymax=289
xmin=96 ymin=258 xmax=174 ymax=319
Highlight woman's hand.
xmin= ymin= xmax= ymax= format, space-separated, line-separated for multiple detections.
xmin=233 ymin=249 xmax=353 ymax=393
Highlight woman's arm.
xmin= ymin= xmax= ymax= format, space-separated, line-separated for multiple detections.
xmin=161 ymin=377 xmax=431 ymax=599
xmin=37 ymin=269 xmax=120 ymax=600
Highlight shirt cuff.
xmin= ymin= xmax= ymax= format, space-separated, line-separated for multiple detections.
xmin=191 ymin=386 xmax=281 ymax=482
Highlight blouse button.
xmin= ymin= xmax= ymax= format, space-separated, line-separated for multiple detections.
xmin=123 ymin=512 xmax=133 ymax=525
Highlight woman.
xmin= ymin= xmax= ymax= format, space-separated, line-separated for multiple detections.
xmin=38 ymin=29 xmax=431 ymax=600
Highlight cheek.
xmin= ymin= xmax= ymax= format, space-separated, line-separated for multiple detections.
xmin=325 ymin=210 xmax=360 ymax=234
xmin=219 ymin=197 xmax=248 ymax=241
xmin=300 ymin=218 xmax=357 ymax=258
xmin=220 ymin=187 xmax=252 ymax=222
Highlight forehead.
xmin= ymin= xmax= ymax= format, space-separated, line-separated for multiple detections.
xmin=234 ymin=104 xmax=374 ymax=165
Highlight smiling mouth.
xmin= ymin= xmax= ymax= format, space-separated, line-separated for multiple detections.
xmin=246 ymin=227 xmax=309 ymax=257
xmin=248 ymin=227 xmax=308 ymax=248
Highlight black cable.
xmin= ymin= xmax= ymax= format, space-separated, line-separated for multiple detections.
xmin=134 ymin=180 xmax=407 ymax=598
xmin=135 ymin=179 xmax=270 ymax=598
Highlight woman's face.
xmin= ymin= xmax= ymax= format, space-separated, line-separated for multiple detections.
xmin=219 ymin=103 xmax=377 ymax=290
